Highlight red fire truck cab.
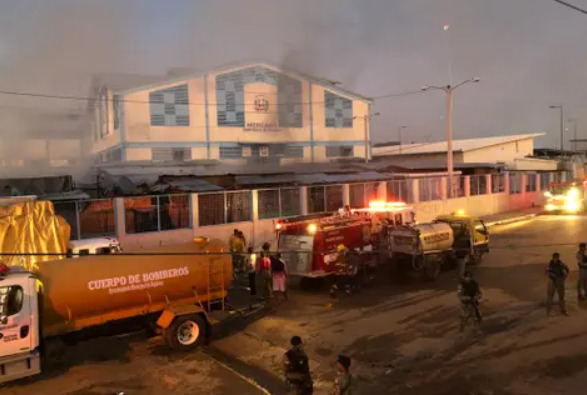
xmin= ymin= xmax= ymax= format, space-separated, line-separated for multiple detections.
xmin=276 ymin=202 xmax=415 ymax=278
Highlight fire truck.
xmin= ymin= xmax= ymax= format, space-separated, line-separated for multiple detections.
xmin=275 ymin=202 xmax=415 ymax=278
xmin=544 ymin=180 xmax=586 ymax=214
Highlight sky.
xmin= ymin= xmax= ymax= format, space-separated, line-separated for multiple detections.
xmin=0 ymin=0 xmax=586 ymax=149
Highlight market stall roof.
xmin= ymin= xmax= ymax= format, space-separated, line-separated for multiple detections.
xmin=152 ymin=178 xmax=223 ymax=193
xmin=235 ymin=171 xmax=390 ymax=187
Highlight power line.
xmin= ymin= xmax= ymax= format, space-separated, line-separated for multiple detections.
xmin=0 ymin=88 xmax=422 ymax=107
xmin=552 ymin=0 xmax=587 ymax=15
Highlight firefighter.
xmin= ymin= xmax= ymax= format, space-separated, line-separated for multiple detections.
xmin=330 ymin=246 xmax=362 ymax=296
xmin=330 ymin=245 xmax=349 ymax=297
xmin=458 ymin=271 xmax=482 ymax=332
xmin=577 ymin=243 xmax=587 ymax=301
xmin=284 ymin=336 xmax=313 ymax=394
xmin=546 ymin=252 xmax=569 ymax=316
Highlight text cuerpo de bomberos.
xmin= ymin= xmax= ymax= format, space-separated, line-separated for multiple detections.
xmin=87 ymin=267 xmax=190 ymax=293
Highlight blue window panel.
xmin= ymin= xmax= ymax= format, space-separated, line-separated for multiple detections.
xmin=325 ymin=91 xmax=353 ymax=128
xmin=284 ymin=145 xmax=304 ymax=158
xmin=149 ymin=84 xmax=190 ymax=126
xmin=113 ymin=95 xmax=120 ymax=130
xmin=220 ymin=146 xmax=243 ymax=159
xmin=216 ymin=66 xmax=302 ymax=127
xmin=326 ymin=146 xmax=353 ymax=157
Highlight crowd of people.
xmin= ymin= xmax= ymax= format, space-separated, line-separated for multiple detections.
xmin=227 ymin=227 xmax=587 ymax=393
xmin=229 ymin=229 xmax=289 ymax=304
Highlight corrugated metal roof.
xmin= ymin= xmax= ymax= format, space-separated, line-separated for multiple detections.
xmin=373 ymin=133 xmax=545 ymax=157
xmin=236 ymin=171 xmax=390 ymax=186
xmin=152 ymin=179 xmax=223 ymax=193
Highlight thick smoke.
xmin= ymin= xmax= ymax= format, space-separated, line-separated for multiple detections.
xmin=0 ymin=0 xmax=586 ymax=180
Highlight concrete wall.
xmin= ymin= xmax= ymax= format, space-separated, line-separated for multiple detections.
xmin=114 ymin=171 xmax=553 ymax=251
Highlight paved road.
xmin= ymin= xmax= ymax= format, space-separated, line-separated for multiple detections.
xmin=212 ymin=214 xmax=587 ymax=395
xmin=0 ymin=333 xmax=267 ymax=395
xmin=4 ymin=215 xmax=587 ymax=395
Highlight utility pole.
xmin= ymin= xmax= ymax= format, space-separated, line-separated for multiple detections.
xmin=364 ymin=115 xmax=369 ymax=163
xmin=355 ymin=111 xmax=380 ymax=164
xmin=446 ymin=88 xmax=453 ymax=195
xmin=422 ymin=77 xmax=479 ymax=198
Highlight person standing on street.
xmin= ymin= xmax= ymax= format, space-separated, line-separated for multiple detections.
xmin=245 ymin=246 xmax=257 ymax=296
xmin=284 ymin=336 xmax=313 ymax=395
xmin=546 ymin=252 xmax=570 ymax=316
xmin=458 ymin=271 xmax=482 ymax=332
xmin=577 ymin=243 xmax=587 ymax=301
xmin=272 ymin=252 xmax=288 ymax=302
xmin=258 ymin=252 xmax=272 ymax=300
xmin=333 ymin=355 xmax=354 ymax=395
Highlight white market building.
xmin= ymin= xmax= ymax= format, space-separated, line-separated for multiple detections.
xmin=89 ymin=61 xmax=373 ymax=165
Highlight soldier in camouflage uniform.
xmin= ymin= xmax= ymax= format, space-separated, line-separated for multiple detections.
xmin=458 ymin=271 xmax=482 ymax=332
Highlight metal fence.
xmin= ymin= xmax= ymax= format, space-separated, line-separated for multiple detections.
xmin=419 ymin=177 xmax=443 ymax=202
xmin=509 ymin=173 xmax=522 ymax=195
xmin=447 ymin=176 xmax=465 ymax=198
xmin=525 ymin=173 xmax=537 ymax=192
xmin=491 ymin=174 xmax=505 ymax=193
xmin=308 ymin=185 xmax=344 ymax=213
xmin=124 ymin=194 xmax=190 ymax=234
xmin=53 ymin=199 xmax=116 ymax=240
xmin=470 ymin=175 xmax=488 ymax=196
xmin=198 ymin=191 xmax=251 ymax=226
xmin=540 ymin=172 xmax=551 ymax=191
xmin=258 ymin=188 xmax=301 ymax=219
xmin=387 ymin=179 xmax=412 ymax=203
xmin=349 ymin=182 xmax=379 ymax=208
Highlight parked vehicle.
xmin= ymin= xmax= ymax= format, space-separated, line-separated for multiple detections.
xmin=276 ymin=201 xmax=415 ymax=278
xmin=386 ymin=211 xmax=489 ymax=280
xmin=0 ymin=237 xmax=232 ymax=384
xmin=544 ymin=180 xmax=586 ymax=214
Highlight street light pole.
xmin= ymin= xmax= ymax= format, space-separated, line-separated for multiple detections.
xmin=445 ymin=89 xmax=454 ymax=193
xmin=549 ymin=105 xmax=564 ymax=153
xmin=422 ymin=77 xmax=479 ymax=198
xmin=398 ymin=125 xmax=407 ymax=154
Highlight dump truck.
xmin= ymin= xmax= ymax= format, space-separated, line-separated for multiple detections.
xmin=386 ymin=212 xmax=489 ymax=280
xmin=0 ymin=238 xmax=232 ymax=384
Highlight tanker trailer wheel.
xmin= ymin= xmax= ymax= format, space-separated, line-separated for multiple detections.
xmin=423 ymin=257 xmax=441 ymax=281
xmin=165 ymin=314 xmax=207 ymax=351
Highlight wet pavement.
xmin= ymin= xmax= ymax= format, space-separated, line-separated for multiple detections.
xmin=4 ymin=213 xmax=587 ymax=394
xmin=213 ymin=214 xmax=587 ymax=394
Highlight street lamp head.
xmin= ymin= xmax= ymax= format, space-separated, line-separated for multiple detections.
xmin=472 ymin=77 xmax=480 ymax=83
xmin=373 ymin=112 xmax=381 ymax=116
xmin=549 ymin=105 xmax=562 ymax=109
xmin=421 ymin=85 xmax=430 ymax=91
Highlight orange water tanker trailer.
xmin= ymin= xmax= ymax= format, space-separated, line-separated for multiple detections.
xmin=0 ymin=238 xmax=232 ymax=384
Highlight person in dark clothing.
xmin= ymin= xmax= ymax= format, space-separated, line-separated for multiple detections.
xmin=458 ymin=271 xmax=482 ymax=332
xmin=284 ymin=336 xmax=313 ymax=395
xmin=331 ymin=247 xmax=362 ymax=296
xmin=271 ymin=252 xmax=288 ymax=302
xmin=546 ymin=252 xmax=570 ymax=315
xmin=577 ymin=243 xmax=587 ymax=300
xmin=333 ymin=355 xmax=354 ymax=395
